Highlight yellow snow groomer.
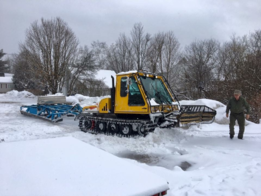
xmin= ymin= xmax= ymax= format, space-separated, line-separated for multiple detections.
xmin=78 ymin=71 xmax=216 ymax=137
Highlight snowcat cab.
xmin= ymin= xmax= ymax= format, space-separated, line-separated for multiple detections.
xmin=78 ymin=70 xmax=216 ymax=137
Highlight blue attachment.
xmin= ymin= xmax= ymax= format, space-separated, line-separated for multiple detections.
xmin=20 ymin=104 xmax=82 ymax=122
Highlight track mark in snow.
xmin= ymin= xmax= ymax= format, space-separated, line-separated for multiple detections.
xmin=247 ymin=188 xmax=257 ymax=195
xmin=117 ymin=152 xmax=160 ymax=165
xmin=194 ymin=189 xmax=206 ymax=195
xmin=191 ymin=177 xmax=203 ymax=181
xmin=243 ymin=153 xmax=252 ymax=157
xmin=116 ymin=150 xmax=194 ymax=171
xmin=168 ymin=146 xmax=189 ymax=155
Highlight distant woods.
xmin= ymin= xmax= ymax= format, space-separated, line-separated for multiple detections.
xmin=5 ymin=17 xmax=261 ymax=123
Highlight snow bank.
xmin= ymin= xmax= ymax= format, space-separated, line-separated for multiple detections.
xmin=66 ymin=95 xmax=79 ymax=105
xmin=0 ymin=137 xmax=169 ymax=196
xmin=180 ymin=98 xmax=225 ymax=109
xmin=0 ymin=90 xmax=36 ymax=103
xmin=5 ymin=90 xmax=35 ymax=99
xmin=69 ymin=94 xmax=110 ymax=107
xmin=65 ymin=94 xmax=111 ymax=106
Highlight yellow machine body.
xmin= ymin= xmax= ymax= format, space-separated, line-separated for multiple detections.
xmin=98 ymin=98 xmax=111 ymax=113
xmin=114 ymin=73 xmax=149 ymax=114
xmin=96 ymin=72 xmax=179 ymax=115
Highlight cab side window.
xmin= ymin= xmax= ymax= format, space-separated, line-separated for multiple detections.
xmin=128 ymin=77 xmax=145 ymax=106
xmin=120 ymin=77 xmax=127 ymax=97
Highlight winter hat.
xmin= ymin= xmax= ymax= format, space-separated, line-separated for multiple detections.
xmin=234 ymin=90 xmax=241 ymax=95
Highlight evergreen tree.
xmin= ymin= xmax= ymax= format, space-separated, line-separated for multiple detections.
xmin=0 ymin=49 xmax=9 ymax=73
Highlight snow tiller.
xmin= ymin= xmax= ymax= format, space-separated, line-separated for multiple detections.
xmin=20 ymin=96 xmax=82 ymax=122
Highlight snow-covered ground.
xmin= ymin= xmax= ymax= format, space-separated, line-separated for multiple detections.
xmin=1 ymin=90 xmax=261 ymax=196
xmin=1 ymin=137 xmax=168 ymax=196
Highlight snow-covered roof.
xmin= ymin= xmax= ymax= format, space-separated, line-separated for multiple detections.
xmin=0 ymin=77 xmax=12 ymax=83
xmin=4 ymin=73 xmax=14 ymax=77
xmin=95 ymin=70 xmax=116 ymax=88
xmin=0 ymin=73 xmax=13 ymax=83
xmin=0 ymin=137 xmax=169 ymax=196
xmin=117 ymin=70 xmax=137 ymax=75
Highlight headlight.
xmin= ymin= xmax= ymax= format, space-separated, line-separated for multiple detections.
xmin=151 ymin=106 xmax=160 ymax=113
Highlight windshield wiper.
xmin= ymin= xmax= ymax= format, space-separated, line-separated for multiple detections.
xmin=150 ymin=84 xmax=171 ymax=105
xmin=155 ymin=91 xmax=172 ymax=105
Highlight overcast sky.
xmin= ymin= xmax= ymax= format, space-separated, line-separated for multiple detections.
xmin=1 ymin=0 xmax=261 ymax=54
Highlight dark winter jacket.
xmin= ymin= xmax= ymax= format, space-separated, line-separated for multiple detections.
xmin=226 ymin=96 xmax=250 ymax=114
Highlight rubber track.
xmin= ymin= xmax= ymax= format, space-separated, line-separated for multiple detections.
xmin=78 ymin=114 xmax=157 ymax=138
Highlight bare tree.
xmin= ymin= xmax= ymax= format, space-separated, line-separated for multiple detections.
xmin=107 ymin=34 xmax=134 ymax=73
xmin=131 ymin=23 xmax=151 ymax=70
xmin=83 ymin=78 xmax=108 ymax=96
xmin=147 ymin=32 xmax=181 ymax=90
xmin=244 ymin=30 xmax=261 ymax=123
xmin=212 ymin=32 xmax=260 ymax=123
xmin=213 ymin=35 xmax=249 ymax=102
xmin=181 ymin=39 xmax=219 ymax=99
xmin=20 ymin=17 xmax=78 ymax=94
xmin=162 ymin=32 xmax=180 ymax=85
xmin=147 ymin=32 xmax=165 ymax=73
xmin=218 ymin=35 xmax=248 ymax=82
xmin=245 ymin=30 xmax=261 ymax=91
xmin=91 ymin=41 xmax=108 ymax=69
xmin=66 ymin=46 xmax=97 ymax=94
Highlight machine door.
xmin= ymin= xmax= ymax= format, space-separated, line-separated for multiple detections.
xmin=114 ymin=76 xmax=149 ymax=114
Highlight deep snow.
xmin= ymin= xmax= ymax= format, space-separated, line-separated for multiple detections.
xmin=0 ymin=137 xmax=168 ymax=196
xmin=0 ymin=90 xmax=261 ymax=196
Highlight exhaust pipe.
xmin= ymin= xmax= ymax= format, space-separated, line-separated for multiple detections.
xmin=110 ymin=76 xmax=115 ymax=113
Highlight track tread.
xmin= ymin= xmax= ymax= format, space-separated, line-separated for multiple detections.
xmin=78 ymin=114 xmax=157 ymax=137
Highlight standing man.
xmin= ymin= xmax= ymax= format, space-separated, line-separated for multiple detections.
xmin=226 ymin=90 xmax=250 ymax=139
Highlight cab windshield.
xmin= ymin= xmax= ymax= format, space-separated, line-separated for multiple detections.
xmin=140 ymin=77 xmax=173 ymax=104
